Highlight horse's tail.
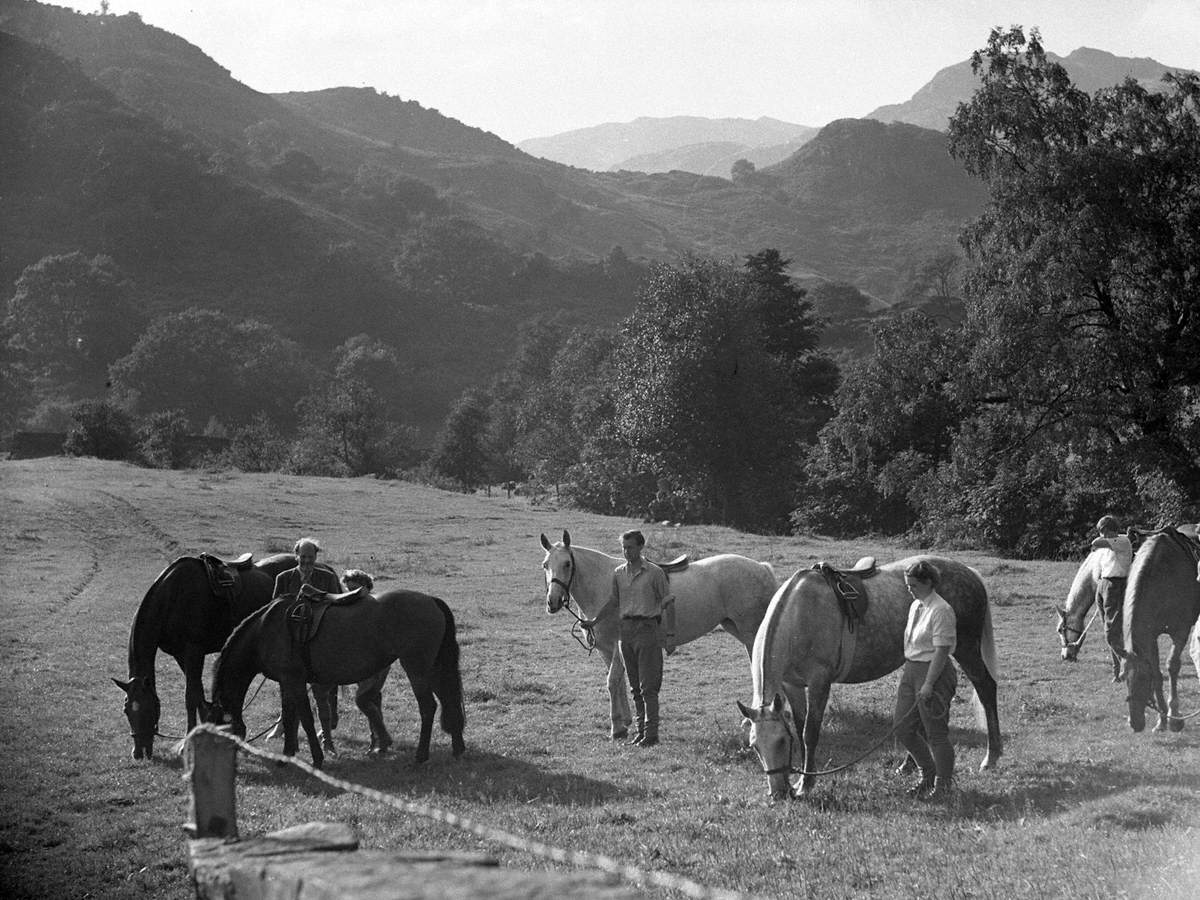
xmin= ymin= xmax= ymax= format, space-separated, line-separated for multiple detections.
xmin=981 ymin=600 xmax=998 ymax=682
xmin=432 ymin=596 xmax=466 ymax=736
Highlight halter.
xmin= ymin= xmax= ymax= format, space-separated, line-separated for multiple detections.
xmin=751 ymin=696 xmax=928 ymax=779
xmin=1058 ymin=604 xmax=1100 ymax=654
xmin=547 ymin=548 xmax=598 ymax=653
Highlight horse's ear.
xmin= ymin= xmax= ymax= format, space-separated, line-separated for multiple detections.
xmin=113 ymin=677 xmax=132 ymax=694
xmin=562 ymin=530 xmax=571 ymax=548
xmin=736 ymin=700 xmax=755 ymax=720
xmin=1053 ymin=605 xmax=1066 ymax=619
xmin=540 ymin=533 xmax=552 ymax=551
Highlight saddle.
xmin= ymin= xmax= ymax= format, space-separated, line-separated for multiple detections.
xmin=285 ymin=588 xmax=368 ymax=674
xmin=655 ymin=554 xmax=690 ymax=576
xmin=198 ymin=552 xmax=254 ymax=600
xmin=811 ymin=557 xmax=877 ymax=632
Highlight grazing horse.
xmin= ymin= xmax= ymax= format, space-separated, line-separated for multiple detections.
xmin=737 ymin=555 xmax=1001 ymax=800
xmin=1056 ymin=550 xmax=1124 ymax=678
xmin=205 ymin=590 xmax=466 ymax=769
xmin=1122 ymin=530 xmax=1200 ymax=733
xmin=539 ymin=531 xmax=777 ymax=739
xmin=113 ymin=553 xmax=304 ymax=760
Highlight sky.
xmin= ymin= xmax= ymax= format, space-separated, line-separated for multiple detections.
xmin=97 ymin=0 xmax=1200 ymax=144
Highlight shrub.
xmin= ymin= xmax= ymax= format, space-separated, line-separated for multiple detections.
xmin=63 ymin=399 xmax=135 ymax=460
xmin=136 ymin=409 xmax=190 ymax=468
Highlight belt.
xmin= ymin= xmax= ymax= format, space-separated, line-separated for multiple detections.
xmin=622 ymin=614 xmax=661 ymax=622
xmin=1102 ymin=576 xmax=1127 ymax=581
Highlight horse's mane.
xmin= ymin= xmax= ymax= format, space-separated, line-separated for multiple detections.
xmin=751 ymin=569 xmax=804 ymax=705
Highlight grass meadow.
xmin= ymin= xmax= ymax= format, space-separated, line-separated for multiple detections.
xmin=1 ymin=457 xmax=1199 ymax=898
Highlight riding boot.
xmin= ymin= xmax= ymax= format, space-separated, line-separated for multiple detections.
xmin=640 ymin=696 xmax=659 ymax=747
xmin=629 ymin=698 xmax=646 ymax=745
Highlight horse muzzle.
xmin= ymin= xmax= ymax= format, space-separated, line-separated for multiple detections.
xmin=1061 ymin=646 xmax=1078 ymax=662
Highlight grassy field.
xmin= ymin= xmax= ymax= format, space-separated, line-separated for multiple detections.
xmin=1 ymin=457 xmax=1198 ymax=899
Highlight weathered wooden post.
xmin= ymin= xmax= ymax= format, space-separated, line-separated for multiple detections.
xmin=183 ymin=725 xmax=238 ymax=840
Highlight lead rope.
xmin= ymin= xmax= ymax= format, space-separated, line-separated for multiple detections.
xmin=1064 ymin=605 xmax=1102 ymax=653
xmin=760 ymin=696 xmax=929 ymax=778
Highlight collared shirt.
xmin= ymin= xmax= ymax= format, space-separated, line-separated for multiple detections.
xmin=904 ymin=592 xmax=956 ymax=661
xmin=273 ymin=566 xmax=343 ymax=600
xmin=1092 ymin=534 xmax=1133 ymax=578
xmin=610 ymin=560 xmax=669 ymax=618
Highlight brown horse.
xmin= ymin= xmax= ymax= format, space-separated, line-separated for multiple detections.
xmin=113 ymin=553 xmax=303 ymax=759
xmin=205 ymin=590 xmax=466 ymax=769
xmin=737 ymin=555 xmax=1001 ymax=800
xmin=1122 ymin=530 xmax=1200 ymax=732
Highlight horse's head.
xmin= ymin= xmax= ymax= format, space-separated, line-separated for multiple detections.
xmin=540 ymin=530 xmax=574 ymax=614
xmin=1055 ymin=605 xmax=1082 ymax=661
xmin=737 ymin=694 xmax=796 ymax=802
xmin=113 ymin=675 xmax=160 ymax=760
xmin=1123 ymin=651 xmax=1155 ymax=732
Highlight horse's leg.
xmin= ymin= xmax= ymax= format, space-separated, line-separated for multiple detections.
xmin=795 ymin=682 xmax=827 ymax=798
xmin=310 ymin=684 xmax=337 ymax=755
xmin=952 ymin=643 xmax=1003 ymax=770
xmin=603 ymin=644 xmax=633 ymax=740
xmin=280 ymin=692 xmax=300 ymax=759
xmin=1162 ymin=636 xmax=1186 ymax=733
xmin=290 ymin=678 xmax=325 ymax=769
xmin=408 ymin=674 xmax=437 ymax=764
xmin=180 ymin=648 xmax=207 ymax=733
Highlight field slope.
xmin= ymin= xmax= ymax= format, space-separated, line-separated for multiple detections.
xmin=1 ymin=458 xmax=1198 ymax=898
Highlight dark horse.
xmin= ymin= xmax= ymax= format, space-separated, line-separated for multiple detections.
xmin=204 ymin=590 xmax=466 ymax=769
xmin=112 ymin=553 xmax=303 ymax=760
xmin=1122 ymin=530 xmax=1200 ymax=733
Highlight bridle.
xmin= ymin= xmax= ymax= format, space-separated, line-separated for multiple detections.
xmin=1058 ymin=605 xmax=1100 ymax=655
xmin=750 ymin=696 xmax=929 ymax=780
xmin=546 ymin=548 xmax=598 ymax=652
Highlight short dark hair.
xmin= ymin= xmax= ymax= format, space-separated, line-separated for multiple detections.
xmin=621 ymin=529 xmax=646 ymax=547
xmin=904 ymin=559 xmax=941 ymax=587
xmin=1097 ymin=515 xmax=1121 ymax=532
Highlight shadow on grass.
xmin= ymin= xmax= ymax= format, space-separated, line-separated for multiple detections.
xmin=161 ymin=739 xmax=636 ymax=806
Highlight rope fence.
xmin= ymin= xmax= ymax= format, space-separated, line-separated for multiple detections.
xmin=186 ymin=723 xmax=761 ymax=900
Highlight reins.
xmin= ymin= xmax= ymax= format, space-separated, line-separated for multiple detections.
xmin=549 ymin=548 xmax=599 ymax=653
xmin=1060 ymin=605 xmax=1101 ymax=653
xmin=757 ymin=696 xmax=931 ymax=778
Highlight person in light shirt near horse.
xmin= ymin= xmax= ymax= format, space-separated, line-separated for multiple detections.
xmin=1091 ymin=514 xmax=1133 ymax=673
xmin=894 ymin=559 xmax=957 ymax=801
xmin=610 ymin=529 xmax=675 ymax=748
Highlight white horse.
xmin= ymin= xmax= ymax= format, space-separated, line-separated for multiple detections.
xmin=1055 ymin=550 xmax=1119 ymax=676
xmin=539 ymin=530 xmax=777 ymax=739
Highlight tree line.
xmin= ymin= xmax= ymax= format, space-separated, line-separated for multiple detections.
xmin=4 ymin=28 xmax=1198 ymax=557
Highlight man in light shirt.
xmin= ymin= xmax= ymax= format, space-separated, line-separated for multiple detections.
xmin=1091 ymin=514 xmax=1133 ymax=679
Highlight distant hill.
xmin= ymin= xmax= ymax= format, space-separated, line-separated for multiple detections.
xmin=519 ymin=116 xmax=816 ymax=172
xmin=610 ymin=134 xmax=817 ymax=176
xmin=867 ymin=46 xmax=1196 ymax=130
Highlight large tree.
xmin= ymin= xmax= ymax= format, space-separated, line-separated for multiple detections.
xmin=4 ymin=252 xmax=140 ymax=384
xmin=947 ymin=27 xmax=1200 ymax=488
xmin=614 ymin=252 xmax=836 ymax=530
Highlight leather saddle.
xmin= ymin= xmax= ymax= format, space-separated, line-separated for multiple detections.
xmin=812 ymin=556 xmax=877 ymax=632
xmin=198 ymin=552 xmax=254 ymax=599
xmin=655 ymin=554 xmax=690 ymax=577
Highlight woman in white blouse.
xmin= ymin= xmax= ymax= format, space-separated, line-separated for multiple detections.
xmin=894 ymin=559 xmax=957 ymax=801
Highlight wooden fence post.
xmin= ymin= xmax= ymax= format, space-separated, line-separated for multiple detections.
xmin=183 ymin=727 xmax=238 ymax=840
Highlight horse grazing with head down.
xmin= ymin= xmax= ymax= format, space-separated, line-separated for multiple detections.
xmin=1056 ymin=549 xmax=1123 ymax=678
xmin=204 ymin=589 xmax=466 ymax=769
xmin=539 ymin=530 xmax=777 ymax=740
xmin=737 ymin=555 xmax=1001 ymax=801
xmin=112 ymin=552 xmax=304 ymax=760
xmin=1121 ymin=529 xmax=1200 ymax=733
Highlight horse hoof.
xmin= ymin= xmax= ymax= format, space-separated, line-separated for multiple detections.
xmin=611 ymin=728 xmax=628 ymax=741
xmin=1169 ymin=719 xmax=1185 ymax=733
